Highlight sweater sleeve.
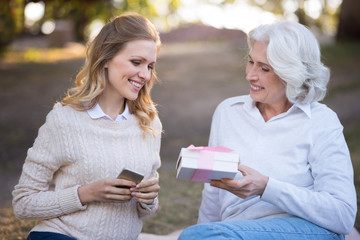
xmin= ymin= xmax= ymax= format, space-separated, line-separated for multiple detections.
xmin=261 ymin=115 xmax=357 ymax=235
xmin=137 ymin=170 xmax=159 ymax=218
xmin=12 ymin=108 xmax=86 ymax=220
xmin=137 ymin=116 xmax=162 ymax=218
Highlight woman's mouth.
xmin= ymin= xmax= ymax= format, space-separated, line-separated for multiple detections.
xmin=129 ymin=80 xmax=142 ymax=88
xmin=250 ymin=84 xmax=264 ymax=92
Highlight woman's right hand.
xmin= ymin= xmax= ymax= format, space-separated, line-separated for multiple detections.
xmin=77 ymin=178 xmax=136 ymax=205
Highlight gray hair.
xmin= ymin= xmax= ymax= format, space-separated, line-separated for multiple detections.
xmin=247 ymin=21 xmax=330 ymax=104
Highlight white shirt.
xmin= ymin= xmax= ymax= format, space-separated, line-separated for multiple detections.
xmin=198 ymin=95 xmax=357 ymax=235
xmin=87 ymin=103 xmax=131 ymax=122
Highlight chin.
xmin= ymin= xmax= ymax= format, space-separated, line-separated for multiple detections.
xmin=126 ymin=94 xmax=140 ymax=101
xmin=249 ymin=93 xmax=259 ymax=101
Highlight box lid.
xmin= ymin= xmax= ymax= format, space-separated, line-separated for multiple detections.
xmin=176 ymin=147 xmax=239 ymax=170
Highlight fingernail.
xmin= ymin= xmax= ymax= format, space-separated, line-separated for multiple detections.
xmin=130 ymin=188 xmax=135 ymax=191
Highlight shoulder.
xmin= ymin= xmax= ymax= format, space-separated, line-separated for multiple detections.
xmin=53 ymin=102 xmax=82 ymax=114
xmin=45 ymin=103 xmax=82 ymax=126
xmin=33 ymin=103 xmax=78 ymax=141
xmin=310 ymin=102 xmax=342 ymax=125
xmin=309 ymin=102 xmax=343 ymax=135
xmin=214 ymin=95 xmax=248 ymax=115
xmin=218 ymin=95 xmax=247 ymax=108
xmin=151 ymin=114 xmax=162 ymax=131
xmin=210 ymin=95 xmax=248 ymax=124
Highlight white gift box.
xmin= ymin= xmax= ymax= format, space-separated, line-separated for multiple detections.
xmin=176 ymin=146 xmax=240 ymax=183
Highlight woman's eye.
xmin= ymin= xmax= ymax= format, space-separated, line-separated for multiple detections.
xmin=262 ymin=68 xmax=270 ymax=72
xmin=148 ymin=64 xmax=154 ymax=70
xmin=248 ymin=60 xmax=254 ymax=64
xmin=131 ymin=60 xmax=140 ymax=66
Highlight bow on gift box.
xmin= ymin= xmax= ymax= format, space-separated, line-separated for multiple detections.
xmin=187 ymin=145 xmax=233 ymax=182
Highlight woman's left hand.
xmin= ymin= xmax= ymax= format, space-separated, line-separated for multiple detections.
xmin=210 ymin=164 xmax=269 ymax=199
xmin=130 ymin=177 xmax=160 ymax=205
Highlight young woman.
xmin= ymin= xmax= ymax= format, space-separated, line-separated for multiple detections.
xmin=12 ymin=12 xmax=162 ymax=240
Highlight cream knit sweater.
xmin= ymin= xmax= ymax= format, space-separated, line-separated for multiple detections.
xmin=12 ymin=103 xmax=162 ymax=240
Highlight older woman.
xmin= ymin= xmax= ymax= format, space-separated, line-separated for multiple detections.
xmin=179 ymin=21 xmax=357 ymax=240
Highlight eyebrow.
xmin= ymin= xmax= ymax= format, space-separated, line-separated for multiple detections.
xmin=248 ymin=55 xmax=272 ymax=69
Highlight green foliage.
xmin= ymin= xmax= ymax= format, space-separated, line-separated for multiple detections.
xmin=1 ymin=0 xmax=180 ymax=53
xmin=41 ymin=0 xmax=180 ymax=41
xmin=0 ymin=1 xmax=16 ymax=55
xmin=246 ymin=0 xmax=340 ymax=35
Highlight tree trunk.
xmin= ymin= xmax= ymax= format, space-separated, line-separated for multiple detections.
xmin=336 ymin=0 xmax=360 ymax=41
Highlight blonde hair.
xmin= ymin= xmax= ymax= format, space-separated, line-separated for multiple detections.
xmin=61 ymin=12 xmax=161 ymax=136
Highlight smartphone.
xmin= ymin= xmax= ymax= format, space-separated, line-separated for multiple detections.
xmin=117 ymin=168 xmax=144 ymax=184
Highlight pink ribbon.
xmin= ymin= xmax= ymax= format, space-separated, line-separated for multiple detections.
xmin=187 ymin=145 xmax=232 ymax=182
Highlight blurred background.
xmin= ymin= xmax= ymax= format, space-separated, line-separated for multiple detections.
xmin=0 ymin=0 xmax=359 ymax=238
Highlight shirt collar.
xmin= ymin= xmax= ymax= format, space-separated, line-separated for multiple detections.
xmin=87 ymin=103 xmax=131 ymax=122
xmin=292 ymin=101 xmax=312 ymax=118
xmin=232 ymin=95 xmax=312 ymax=119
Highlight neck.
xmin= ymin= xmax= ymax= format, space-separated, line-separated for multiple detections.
xmin=98 ymin=95 xmax=126 ymax=121
xmin=257 ymin=100 xmax=293 ymax=122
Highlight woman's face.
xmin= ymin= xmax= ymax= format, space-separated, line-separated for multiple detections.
xmin=103 ymin=39 xmax=157 ymax=102
xmin=246 ymin=41 xmax=287 ymax=107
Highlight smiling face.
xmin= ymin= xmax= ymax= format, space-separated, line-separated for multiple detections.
xmin=246 ymin=41 xmax=288 ymax=107
xmin=103 ymin=39 xmax=157 ymax=104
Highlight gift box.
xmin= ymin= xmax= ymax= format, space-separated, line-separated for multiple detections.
xmin=176 ymin=145 xmax=240 ymax=183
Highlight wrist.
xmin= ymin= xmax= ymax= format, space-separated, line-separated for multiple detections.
xmin=78 ymin=184 xmax=92 ymax=205
xmin=260 ymin=176 xmax=269 ymax=196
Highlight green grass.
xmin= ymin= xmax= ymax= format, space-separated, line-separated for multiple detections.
xmin=0 ymin=208 xmax=37 ymax=240
xmin=142 ymin=169 xmax=203 ymax=234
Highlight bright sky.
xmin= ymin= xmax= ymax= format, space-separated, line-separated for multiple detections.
xmin=176 ymin=0 xmax=342 ymax=33
xmin=177 ymin=0 xmax=278 ymax=33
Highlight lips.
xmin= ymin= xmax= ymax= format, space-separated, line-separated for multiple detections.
xmin=129 ymin=80 xmax=142 ymax=88
xmin=250 ymin=84 xmax=264 ymax=91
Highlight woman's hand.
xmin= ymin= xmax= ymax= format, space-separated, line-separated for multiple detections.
xmin=78 ymin=178 xmax=135 ymax=205
xmin=210 ymin=164 xmax=269 ymax=199
xmin=130 ymin=177 xmax=160 ymax=205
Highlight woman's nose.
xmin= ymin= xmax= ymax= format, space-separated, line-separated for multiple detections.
xmin=138 ymin=67 xmax=151 ymax=82
xmin=246 ymin=65 xmax=257 ymax=82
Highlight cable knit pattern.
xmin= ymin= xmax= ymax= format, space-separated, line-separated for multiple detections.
xmin=12 ymin=103 xmax=162 ymax=240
